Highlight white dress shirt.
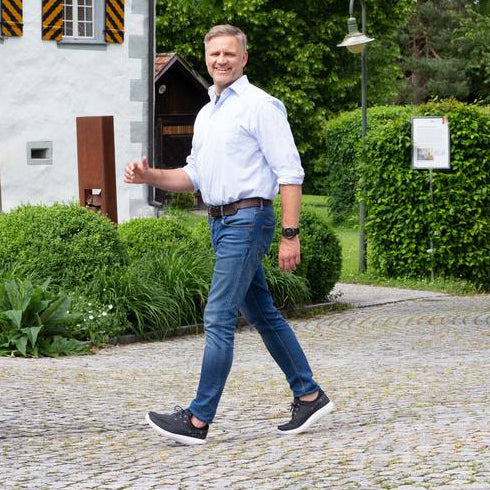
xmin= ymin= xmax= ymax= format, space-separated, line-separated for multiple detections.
xmin=182 ymin=75 xmax=304 ymax=206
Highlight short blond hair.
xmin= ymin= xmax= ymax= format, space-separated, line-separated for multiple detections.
xmin=204 ymin=24 xmax=247 ymax=52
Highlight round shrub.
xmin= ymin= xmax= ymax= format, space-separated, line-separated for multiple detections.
xmin=263 ymin=257 xmax=311 ymax=309
xmin=312 ymin=105 xmax=416 ymax=222
xmin=0 ymin=204 xmax=127 ymax=288
xmin=362 ymin=100 xmax=490 ymax=289
xmin=118 ymin=216 xmax=198 ymax=261
xmin=269 ymin=205 xmax=342 ymax=302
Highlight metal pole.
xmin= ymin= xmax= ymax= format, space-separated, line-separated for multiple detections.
xmin=359 ymin=0 xmax=368 ymax=273
xmin=429 ymin=168 xmax=435 ymax=281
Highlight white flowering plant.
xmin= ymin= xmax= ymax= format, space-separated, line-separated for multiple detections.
xmin=68 ymin=293 xmax=127 ymax=344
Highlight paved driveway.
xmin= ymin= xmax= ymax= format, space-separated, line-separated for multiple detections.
xmin=1 ymin=288 xmax=489 ymax=489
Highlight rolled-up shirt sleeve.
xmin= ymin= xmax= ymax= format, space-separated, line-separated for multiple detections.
xmin=182 ymin=146 xmax=199 ymax=191
xmin=253 ymin=99 xmax=304 ymax=185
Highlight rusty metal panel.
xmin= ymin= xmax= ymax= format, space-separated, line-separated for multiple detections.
xmin=76 ymin=116 xmax=118 ymax=223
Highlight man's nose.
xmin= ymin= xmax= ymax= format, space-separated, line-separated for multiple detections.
xmin=217 ymin=53 xmax=227 ymax=64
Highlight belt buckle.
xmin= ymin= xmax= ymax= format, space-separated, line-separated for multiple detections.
xmin=208 ymin=206 xmax=220 ymax=218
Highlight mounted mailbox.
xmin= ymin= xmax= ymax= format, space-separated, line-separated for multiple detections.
xmin=76 ymin=116 xmax=118 ymax=223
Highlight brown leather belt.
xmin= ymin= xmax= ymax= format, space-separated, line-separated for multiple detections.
xmin=208 ymin=198 xmax=273 ymax=218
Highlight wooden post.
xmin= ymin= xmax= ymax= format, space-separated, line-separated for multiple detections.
xmin=76 ymin=116 xmax=118 ymax=223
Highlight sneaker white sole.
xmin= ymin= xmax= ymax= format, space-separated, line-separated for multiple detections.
xmin=145 ymin=413 xmax=207 ymax=445
xmin=277 ymin=400 xmax=336 ymax=435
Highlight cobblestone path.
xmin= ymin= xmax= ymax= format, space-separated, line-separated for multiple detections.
xmin=1 ymin=294 xmax=489 ymax=489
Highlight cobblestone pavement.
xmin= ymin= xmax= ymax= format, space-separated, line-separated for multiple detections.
xmin=1 ymin=291 xmax=490 ymax=489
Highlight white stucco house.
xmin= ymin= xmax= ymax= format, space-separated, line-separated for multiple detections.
xmin=0 ymin=0 xmax=156 ymax=222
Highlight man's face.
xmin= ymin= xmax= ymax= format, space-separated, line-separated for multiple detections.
xmin=205 ymin=35 xmax=248 ymax=94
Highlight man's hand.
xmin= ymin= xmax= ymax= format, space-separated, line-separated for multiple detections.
xmin=279 ymin=236 xmax=301 ymax=272
xmin=124 ymin=157 xmax=149 ymax=184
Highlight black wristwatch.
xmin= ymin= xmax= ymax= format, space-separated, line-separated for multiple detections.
xmin=282 ymin=227 xmax=300 ymax=239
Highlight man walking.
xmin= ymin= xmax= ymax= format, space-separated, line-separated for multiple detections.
xmin=124 ymin=24 xmax=334 ymax=445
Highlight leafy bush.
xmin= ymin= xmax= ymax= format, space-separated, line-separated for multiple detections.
xmin=269 ymin=206 xmax=342 ymax=303
xmin=192 ymin=219 xmax=214 ymax=252
xmin=81 ymin=242 xmax=214 ymax=338
xmin=0 ymin=204 xmax=127 ymax=289
xmin=80 ymin=265 xmax=181 ymax=338
xmin=263 ymin=258 xmax=311 ymax=309
xmin=0 ymin=278 xmax=88 ymax=357
xmin=118 ymin=216 xmax=198 ymax=261
xmin=362 ymin=100 xmax=490 ymax=289
xmin=171 ymin=192 xmax=196 ymax=210
xmin=68 ymin=293 xmax=125 ymax=344
xmin=138 ymin=246 xmax=213 ymax=327
xmin=312 ymin=106 xmax=416 ymax=222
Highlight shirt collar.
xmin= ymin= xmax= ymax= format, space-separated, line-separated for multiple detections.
xmin=208 ymin=75 xmax=249 ymax=101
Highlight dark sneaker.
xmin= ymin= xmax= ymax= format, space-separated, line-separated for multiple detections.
xmin=146 ymin=407 xmax=208 ymax=445
xmin=277 ymin=389 xmax=335 ymax=435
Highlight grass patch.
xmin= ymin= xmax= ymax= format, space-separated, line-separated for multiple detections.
xmin=334 ymin=226 xmax=478 ymax=295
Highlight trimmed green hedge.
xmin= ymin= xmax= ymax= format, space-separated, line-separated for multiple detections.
xmin=362 ymin=100 xmax=490 ymax=289
xmin=312 ymin=105 xmax=416 ymax=222
xmin=118 ymin=217 xmax=198 ymax=261
xmin=0 ymin=201 xmax=342 ymax=352
xmin=0 ymin=204 xmax=127 ymax=288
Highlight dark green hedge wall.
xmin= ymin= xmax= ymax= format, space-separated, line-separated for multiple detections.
xmin=362 ymin=101 xmax=490 ymax=289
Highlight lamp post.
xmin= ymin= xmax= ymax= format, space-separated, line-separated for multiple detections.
xmin=337 ymin=0 xmax=374 ymax=273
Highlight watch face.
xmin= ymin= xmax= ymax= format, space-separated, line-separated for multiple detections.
xmin=282 ymin=227 xmax=298 ymax=239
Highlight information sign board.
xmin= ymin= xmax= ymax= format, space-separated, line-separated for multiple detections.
xmin=412 ymin=117 xmax=450 ymax=170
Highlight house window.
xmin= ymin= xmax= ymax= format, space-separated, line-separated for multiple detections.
xmin=63 ymin=0 xmax=94 ymax=39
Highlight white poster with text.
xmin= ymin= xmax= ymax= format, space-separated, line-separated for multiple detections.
xmin=412 ymin=117 xmax=450 ymax=170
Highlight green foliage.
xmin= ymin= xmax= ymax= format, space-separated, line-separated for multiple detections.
xmin=0 ymin=278 xmax=88 ymax=357
xmin=192 ymin=218 xmax=214 ymax=252
xmin=81 ymin=264 xmax=182 ymax=338
xmin=118 ymin=216 xmax=198 ymax=261
xmin=396 ymin=0 xmax=490 ymax=104
xmin=263 ymin=258 xmax=310 ymax=309
xmin=453 ymin=9 xmax=490 ymax=103
xmin=312 ymin=105 xmax=416 ymax=222
xmin=136 ymin=245 xmax=213 ymax=327
xmin=362 ymin=100 xmax=490 ymax=289
xmin=0 ymin=204 xmax=127 ymax=289
xmin=155 ymin=0 xmax=413 ymax=191
xmin=170 ymin=192 xmax=196 ymax=210
xmin=81 ymin=240 xmax=214 ymax=337
xmin=269 ymin=206 xmax=342 ymax=302
xmin=67 ymin=293 xmax=124 ymax=344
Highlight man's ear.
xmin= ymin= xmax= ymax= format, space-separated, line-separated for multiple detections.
xmin=242 ymin=50 xmax=249 ymax=68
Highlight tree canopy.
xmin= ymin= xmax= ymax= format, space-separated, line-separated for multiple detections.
xmin=396 ymin=0 xmax=490 ymax=104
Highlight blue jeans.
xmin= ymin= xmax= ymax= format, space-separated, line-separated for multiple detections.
xmin=188 ymin=205 xmax=320 ymax=424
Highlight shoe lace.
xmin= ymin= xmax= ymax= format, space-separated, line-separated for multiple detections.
xmin=289 ymin=401 xmax=300 ymax=419
xmin=173 ymin=405 xmax=188 ymax=419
